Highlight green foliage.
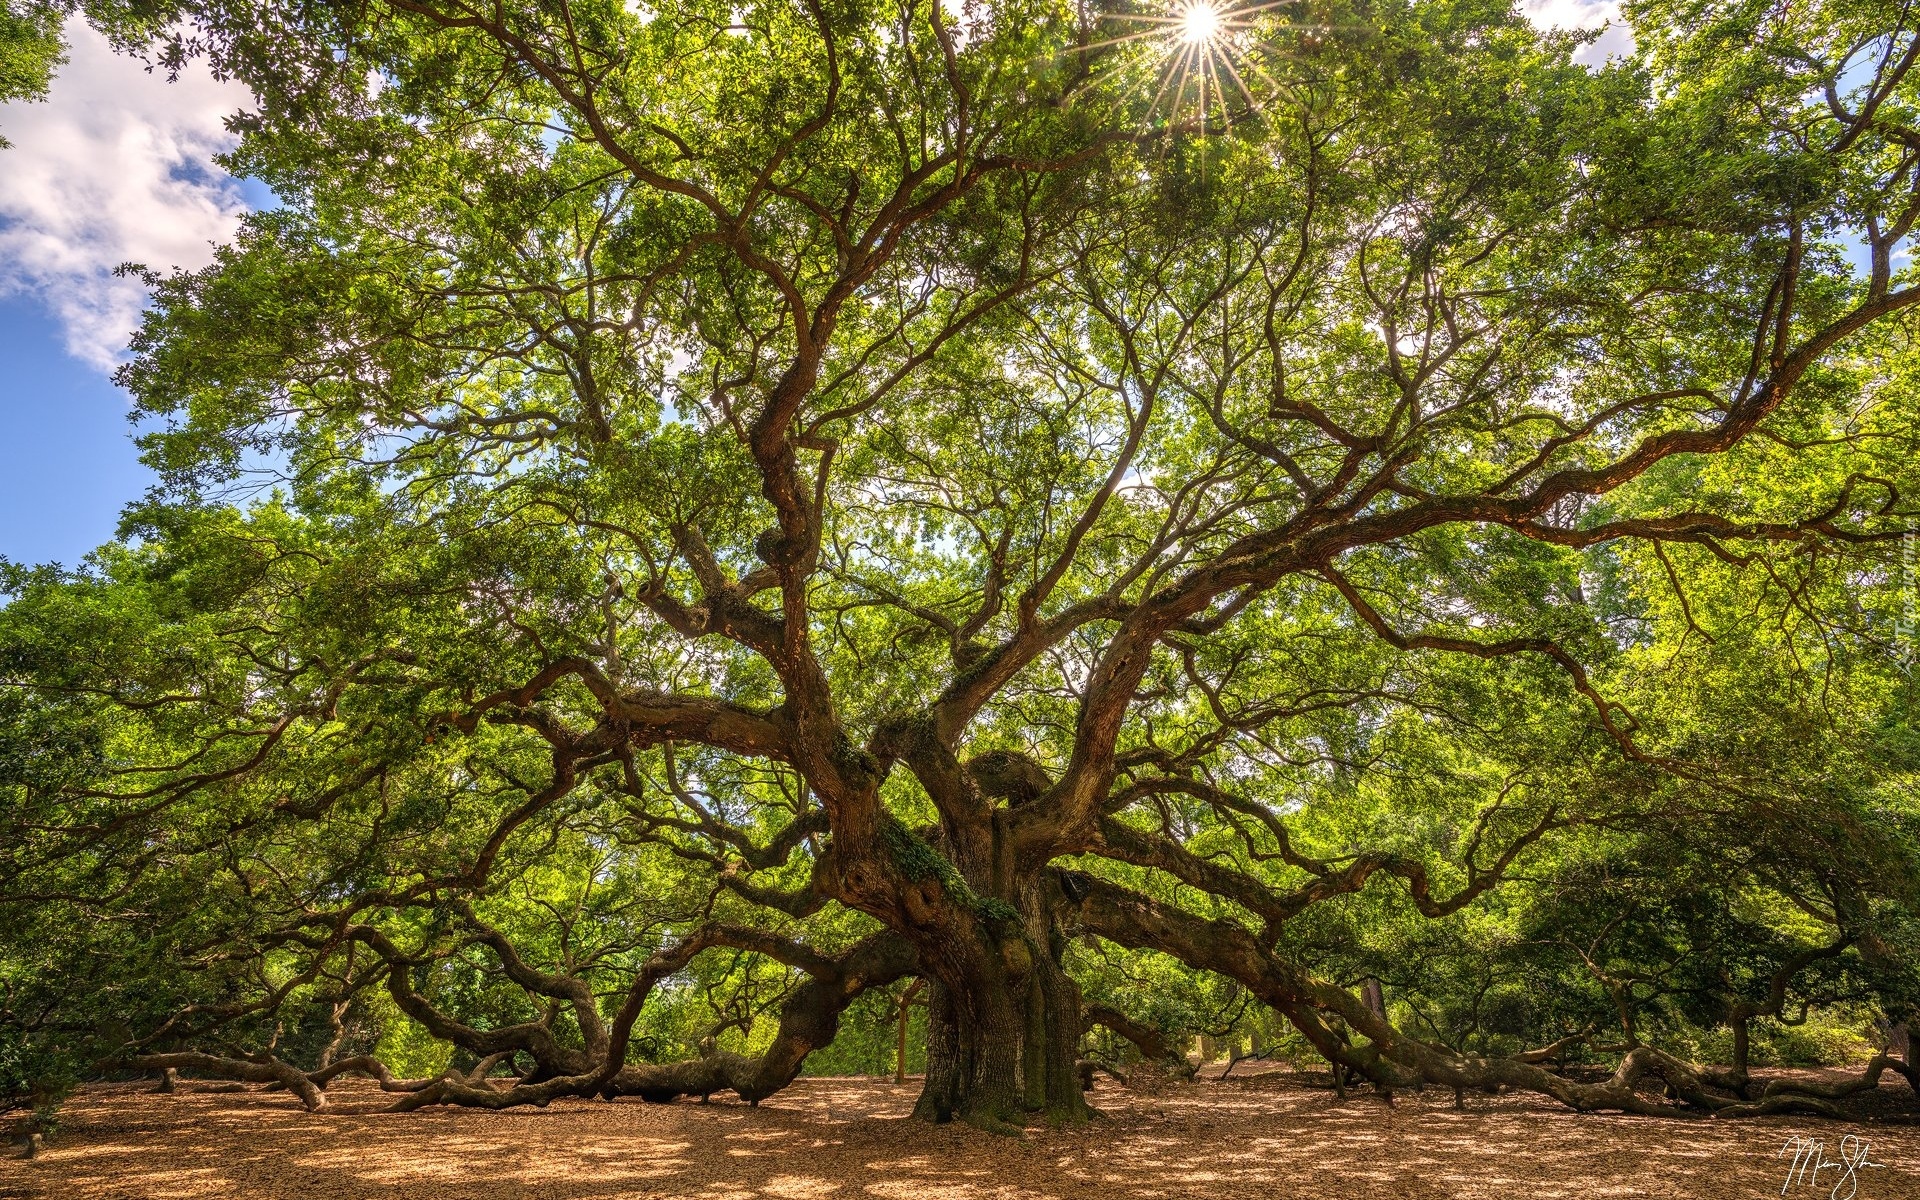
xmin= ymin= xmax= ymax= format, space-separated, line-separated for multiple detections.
xmin=0 ymin=1 xmax=63 ymax=122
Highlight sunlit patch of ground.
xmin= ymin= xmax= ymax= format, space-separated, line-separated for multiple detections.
xmin=2 ymin=1064 xmax=1916 ymax=1198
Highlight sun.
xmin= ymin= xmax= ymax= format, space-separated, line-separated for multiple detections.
xmin=1178 ymin=2 xmax=1224 ymax=43
xmin=1056 ymin=0 xmax=1301 ymax=133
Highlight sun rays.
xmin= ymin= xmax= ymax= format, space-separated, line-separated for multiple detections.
xmin=1054 ymin=0 xmax=1304 ymax=133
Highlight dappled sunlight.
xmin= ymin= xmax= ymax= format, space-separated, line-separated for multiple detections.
xmin=7 ymin=1071 xmax=1918 ymax=1199
xmin=759 ymin=1175 xmax=845 ymax=1198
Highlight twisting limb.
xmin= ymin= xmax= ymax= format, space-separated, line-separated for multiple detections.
xmin=119 ymin=1051 xmax=329 ymax=1112
xmin=1070 ymin=875 xmax=1910 ymax=1120
xmin=386 ymin=930 xmax=916 ymax=1111
xmin=1082 ymin=1004 xmax=1185 ymax=1070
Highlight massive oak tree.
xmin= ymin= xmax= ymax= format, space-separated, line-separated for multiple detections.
xmin=3 ymin=0 xmax=1920 ymax=1130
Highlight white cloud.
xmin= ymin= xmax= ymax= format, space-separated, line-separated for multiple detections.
xmin=0 ymin=19 xmax=252 ymax=372
xmin=1522 ymin=0 xmax=1636 ymax=66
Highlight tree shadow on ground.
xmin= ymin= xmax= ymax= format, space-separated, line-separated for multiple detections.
xmin=3 ymin=1067 xmax=1918 ymax=1199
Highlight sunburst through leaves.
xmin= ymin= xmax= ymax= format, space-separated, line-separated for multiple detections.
xmin=1066 ymin=0 xmax=1299 ymax=131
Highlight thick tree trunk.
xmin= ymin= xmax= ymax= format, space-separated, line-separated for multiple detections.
xmin=911 ymin=972 xmax=1025 ymax=1130
xmin=859 ymin=745 xmax=1092 ymax=1131
xmin=906 ymin=907 xmax=1089 ymax=1129
xmin=1026 ymin=903 xmax=1093 ymax=1122
xmin=1022 ymin=973 xmax=1049 ymax=1111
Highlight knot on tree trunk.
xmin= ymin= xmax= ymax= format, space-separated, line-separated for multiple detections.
xmin=966 ymin=751 xmax=1051 ymax=806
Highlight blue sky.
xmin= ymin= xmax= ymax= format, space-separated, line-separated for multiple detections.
xmin=0 ymin=21 xmax=256 ymax=569
xmin=0 ymin=1 xmax=1628 ymax=570
xmin=0 ymin=295 xmax=151 ymax=567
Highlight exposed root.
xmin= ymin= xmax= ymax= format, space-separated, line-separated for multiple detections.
xmin=119 ymin=930 xmax=916 ymax=1115
xmin=1075 ymin=875 xmax=1918 ymax=1123
xmin=122 ymin=1051 xmax=329 ymax=1112
xmin=1714 ymin=1054 xmax=1919 ymax=1118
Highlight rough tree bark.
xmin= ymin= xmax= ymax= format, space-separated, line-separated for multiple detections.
xmin=891 ymin=854 xmax=1091 ymax=1130
xmin=821 ymin=736 xmax=1094 ymax=1131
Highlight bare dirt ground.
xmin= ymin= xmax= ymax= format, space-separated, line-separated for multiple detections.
xmin=3 ymin=1064 xmax=1918 ymax=1200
